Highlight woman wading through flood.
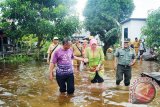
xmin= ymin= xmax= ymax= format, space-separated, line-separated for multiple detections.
xmin=75 ymin=38 xmax=105 ymax=89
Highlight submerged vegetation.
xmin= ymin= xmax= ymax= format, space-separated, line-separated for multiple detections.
xmin=0 ymin=54 xmax=33 ymax=63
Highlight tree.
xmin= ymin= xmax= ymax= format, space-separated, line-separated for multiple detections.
xmin=0 ymin=0 xmax=80 ymax=59
xmin=142 ymin=8 xmax=160 ymax=48
xmin=83 ymin=0 xmax=134 ymax=54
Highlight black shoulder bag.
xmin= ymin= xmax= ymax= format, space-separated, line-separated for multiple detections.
xmin=76 ymin=44 xmax=82 ymax=56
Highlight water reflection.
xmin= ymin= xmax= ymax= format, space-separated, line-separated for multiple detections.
xmin=0 ymin=60 xmax=159 ymax=107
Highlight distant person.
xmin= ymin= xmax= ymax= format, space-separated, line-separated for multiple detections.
xmin=82 ymin=39 xmax=89 ymax=57
xmin=82 ymin=39 xmax=89 ymax=69
xmin=72 ymin=38 xmax=83 ymax=72
xmin=130 ymin=44 xmax=134 ymax=49
xmin=114 ymin=38 xmax=136 ymax=87
xmin=129 ymin=39 xmax=134 ymax=49
xmin=71 ymin=39 xmax=76 ymax=45
xmin=107 ymin=47 xmax=113 ymax=53
xmin=133 ymin=37 xmax=140 ymax=57
xmin=139 ymin=39 xmax=146 ymax=61
xmin=47 ymin=37 xmax=61 ymax=64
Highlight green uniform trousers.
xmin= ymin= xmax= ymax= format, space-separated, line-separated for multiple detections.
xmin=116 ymin=64 xmax=131 ymax=86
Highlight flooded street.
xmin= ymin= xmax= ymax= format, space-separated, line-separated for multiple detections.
xmin=0 ymin=60 xmax=159 ymax=107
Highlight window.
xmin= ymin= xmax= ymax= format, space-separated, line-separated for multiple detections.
xmin=124 ymin=28 xmax=128 ymax=38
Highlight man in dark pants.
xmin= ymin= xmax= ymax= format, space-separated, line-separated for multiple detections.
xmin=114 ymin=38 xmax=136 ymax=87
xmin=49 ymin=38 xmax=75 ymax=95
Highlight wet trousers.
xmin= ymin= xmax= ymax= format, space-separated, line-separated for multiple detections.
xmin=116 ymin=64 xmax=131 ymax=86
xmin=56 ymin=74 xmax=75 ymax=94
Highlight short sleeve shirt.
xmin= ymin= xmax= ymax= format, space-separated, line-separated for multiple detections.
xmin=47 ymin=44 xmax=55 ymax=54
xmin=114 ymin=48 xmax=135 ymax=65
xmin=72 ymin=43 xmax=82 ymax=56
xmin=52 ymin=48 xmax=74 ymax=76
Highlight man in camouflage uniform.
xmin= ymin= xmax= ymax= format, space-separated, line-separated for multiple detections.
xmin=114 ymin=38 xmax=136 ymax=86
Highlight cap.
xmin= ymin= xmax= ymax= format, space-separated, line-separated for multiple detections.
xmin=124 ymin=38 xmax=130 ymax=43
xmin=53 ymin=37 xmax=59 ymax=40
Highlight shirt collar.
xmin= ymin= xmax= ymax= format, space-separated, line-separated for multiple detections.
xmin=122 ymin=47 xmax=130 ymax=51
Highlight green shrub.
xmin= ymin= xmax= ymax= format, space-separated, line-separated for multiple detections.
xmin=2 ymin=54 xmax=33 ymax=63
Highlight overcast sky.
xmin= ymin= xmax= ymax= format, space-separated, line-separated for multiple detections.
xmin=131 ymin=0 xmax=160 ymax=18
xmin=75 ymin=0 xmax=160 ymax=20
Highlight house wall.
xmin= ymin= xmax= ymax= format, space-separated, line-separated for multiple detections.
xmin=129 ymin=20 xmax=146 ymax=41
xmin=121 ymin=20 xmax=146 ymax=45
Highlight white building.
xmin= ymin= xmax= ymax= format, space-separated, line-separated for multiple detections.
xmin=121 ymin=18 xmax=146 ymax=44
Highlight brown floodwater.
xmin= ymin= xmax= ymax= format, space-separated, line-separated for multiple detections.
xmin=0 ymin=60 xmax=159 ymax=107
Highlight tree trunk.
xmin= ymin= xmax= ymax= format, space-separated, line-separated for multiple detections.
xmin=0 ymin=37 xmax=5 ymax=58
xmin=36 ymin=36 xmax=42 ymax=60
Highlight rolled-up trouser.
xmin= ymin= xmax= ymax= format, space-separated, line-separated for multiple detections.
xmin=56 ymin=74 xmax=75 ymax=94
xmin=116 ymin=64 xmax=131 ymax=86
